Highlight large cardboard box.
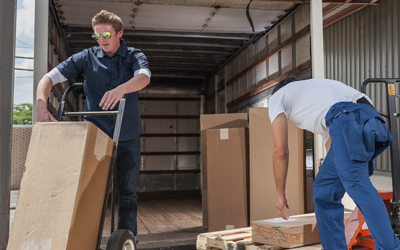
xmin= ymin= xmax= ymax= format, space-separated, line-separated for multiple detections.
xmin=200 ymin=113 xmax=248 ymax=229
xmin=252 ymin=212 xmax=353 ymax=248
xmin=7 ymin=122 xmax=114 ymax=250
xmin=206 ymin=127 xmax=249 ymax=231
xmin=249 ymin=108 xmax=305 ymax=222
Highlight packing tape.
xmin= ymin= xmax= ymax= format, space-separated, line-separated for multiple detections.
xmin=94 ymin=129 xmax=108 ymax=161
xmin=220 ymin=128 xmax=229 ymax=140
xmin=21 ymin=238 xmax=52 ymax=250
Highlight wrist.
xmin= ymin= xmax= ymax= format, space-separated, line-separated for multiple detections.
xmin=277 ymin=191 xmax=286 ymax=198
xmin=36 ymin=99 xmax=47 ymax=111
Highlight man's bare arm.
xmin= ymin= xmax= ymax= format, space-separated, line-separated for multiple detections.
xmin=36 ymin=76 xmax=57 ymax=122
xmin=271 ymin=113 xmax=290 ymax=219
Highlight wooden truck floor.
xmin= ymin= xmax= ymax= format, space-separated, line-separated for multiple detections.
xmin=101 ymin=197 xmax=206 ymax=249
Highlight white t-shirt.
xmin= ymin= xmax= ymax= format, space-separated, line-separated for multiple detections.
xmin=268 ymin=78 xmax=371 ymax=144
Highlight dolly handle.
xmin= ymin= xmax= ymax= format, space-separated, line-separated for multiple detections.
xmin=56 ymin=83 xmax=83 ymax=121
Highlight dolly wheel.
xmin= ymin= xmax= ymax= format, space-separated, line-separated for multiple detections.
xmin=106 ymin=229 xmax=136 ymax=250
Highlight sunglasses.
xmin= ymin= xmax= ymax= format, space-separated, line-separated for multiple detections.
xmin=92 ymin=32 xmax=112 ymax=40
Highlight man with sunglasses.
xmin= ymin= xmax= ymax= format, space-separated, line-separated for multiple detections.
xmin=36 ymin=10 xmax=150 ymax=242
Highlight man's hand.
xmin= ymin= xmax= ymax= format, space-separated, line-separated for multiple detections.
xmin=36 ymin=99 xmax=57 ymax=122
xmin=36 ymin=110 xmax=57 ymax=122
xmin=276 ymin=194 xmax=290 ymax=220
xmin=99 ymin=87 xmax=124 ymax=110
xmin=99 ymin=73 xmax=150 ymax=110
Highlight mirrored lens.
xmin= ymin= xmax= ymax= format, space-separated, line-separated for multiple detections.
xmin=92 ymin=33 xmax=101 ymax=40
xmin=102 ymin=32 xmax=111 ymax=39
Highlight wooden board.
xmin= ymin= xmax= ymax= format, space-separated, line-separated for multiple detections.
xmin=197 ymin=227 xmax=323 ymax=250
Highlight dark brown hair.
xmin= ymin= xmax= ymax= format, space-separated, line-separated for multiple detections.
xmin=272 ymin=77 xmax=297 ymax=95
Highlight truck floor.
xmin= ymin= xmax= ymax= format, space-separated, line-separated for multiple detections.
xmin=101 ymin=197 xmax=205 ymax=249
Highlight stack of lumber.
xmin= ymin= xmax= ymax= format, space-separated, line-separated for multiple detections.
xmin=196 ymin=227 xmax=323 ymax=250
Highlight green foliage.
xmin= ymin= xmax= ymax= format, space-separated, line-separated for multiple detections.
xmin=13 ymin=103 xmax=33 ymax=125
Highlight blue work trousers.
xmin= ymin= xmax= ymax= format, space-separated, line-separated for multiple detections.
xmin=116 ymin=138 xmax=141 ymax=237
xmin=313 ymin=116 xmax=400 ymax=250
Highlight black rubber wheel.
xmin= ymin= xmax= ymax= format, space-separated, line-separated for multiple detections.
xmin=106 ymin=229 xmax=136 ymax=250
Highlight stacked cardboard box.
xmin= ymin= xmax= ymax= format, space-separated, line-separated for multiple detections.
xmin=200 ymin=114 xmax=248 ymax=231
xmin=201 ymin=108 xmax=306 ymax=231
xmin=7 ymin=122 xmax=114 ymax=250
xmin=206 ymin=127 xmax=249 ymax=231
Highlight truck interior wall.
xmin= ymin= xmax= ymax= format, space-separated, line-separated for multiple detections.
xmin=295 ymin=4 xmax=311 ymax=67
xmin=47 ymin=8 xmax=79 ymax=121
xmin=209 ymin=4 xmax=311 ymax=114
xmin=137 ymin=95 xmax=201 ymax=195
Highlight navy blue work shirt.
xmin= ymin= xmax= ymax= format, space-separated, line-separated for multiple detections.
xmin=56 ymin=39 xmax=149 ymax=141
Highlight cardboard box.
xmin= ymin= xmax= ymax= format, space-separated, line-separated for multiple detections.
xmin=7 ymin=122 xmax=114 ymax=250
xmin=252 ymin=212 xmax=352 ymax=248
xmin=249 ymin=108 xmax=305 ymax=221
xmin=206 ymin=127 xmax=249 ymax=231
xmin=252 ymin=213 xmax=320 ymax=248
xmin=200 ymin=113 xmax=248 ymax=229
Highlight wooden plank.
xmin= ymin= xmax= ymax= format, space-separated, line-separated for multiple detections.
xmin=49 ymin=29 xmax=64 ymax=62
xmin=141 ymin=115 xmax=200 ymax=119
xmin=322 ymin=0 xmax=376 ymax=4
xmin=197 ymin=227 xmax=297 ymax=250
xmin=323 ymin=4 xmax=343 ymax=16
xmin=141 ymin=133 xmax=200 ymax=137
xmin=139 ymin=97 xmax=200 ymax=101
xmin=227 ymin=60 xmax=311 ymax=108
xmin=154 ymin=199 xmax=202 ymax=230
xmin=141 ymin=151 xmax=200 ymax=156
xmin=323 ymin=4 xmax=369 ymax=28
xmin=140 ymin=170 xmax=200 ymax=174
xmin=226 ymin=25 xmax=310 ymax=87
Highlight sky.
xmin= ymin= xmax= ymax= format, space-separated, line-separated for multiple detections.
xmin=14 ymin=0 xmax=35 ymax=105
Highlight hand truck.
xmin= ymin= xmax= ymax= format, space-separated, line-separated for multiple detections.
xmin=56 ymin=82 xmax=136 ymax=250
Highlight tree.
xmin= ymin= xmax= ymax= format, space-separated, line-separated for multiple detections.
xmin=13 ymin=103 xmax=32 ymax=125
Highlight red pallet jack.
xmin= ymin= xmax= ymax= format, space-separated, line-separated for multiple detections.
xmin=345 ymin=190 xmax=393 ymax=250
xmin=344 ymin=79 xmax=400 ymax=250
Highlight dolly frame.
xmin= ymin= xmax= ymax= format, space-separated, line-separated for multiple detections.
xmin=56 ymin=82 xmax=130 ymax=250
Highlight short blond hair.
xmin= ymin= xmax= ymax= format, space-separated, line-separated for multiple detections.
xmin=92 ymin=10 xmax=124 ymax=33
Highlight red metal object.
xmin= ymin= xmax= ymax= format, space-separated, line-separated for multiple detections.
xmin=345 ymin=190 xmax=393 ymax=250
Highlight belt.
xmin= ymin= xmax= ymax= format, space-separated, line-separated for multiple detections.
xmin=356 ymin=96 xmax=373 ymax=107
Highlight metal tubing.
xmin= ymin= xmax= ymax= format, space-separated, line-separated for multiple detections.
xmin=0 ymin=0 xmax=16 ymax=248
xmin=361 ymin=78 xmax=400 ymax=234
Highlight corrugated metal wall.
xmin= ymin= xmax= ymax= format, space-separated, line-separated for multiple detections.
xmin=324 ymin=0 xmax=400 ymax=172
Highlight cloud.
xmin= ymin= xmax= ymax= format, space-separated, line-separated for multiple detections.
xmin=16 ymin=0 xmax=35 ymax=47
xmin=14 ymin=0 xmax=35 ymax=105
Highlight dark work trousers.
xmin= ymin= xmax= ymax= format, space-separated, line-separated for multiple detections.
xmin=116 ymin=137 xmax=141 ymax=237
